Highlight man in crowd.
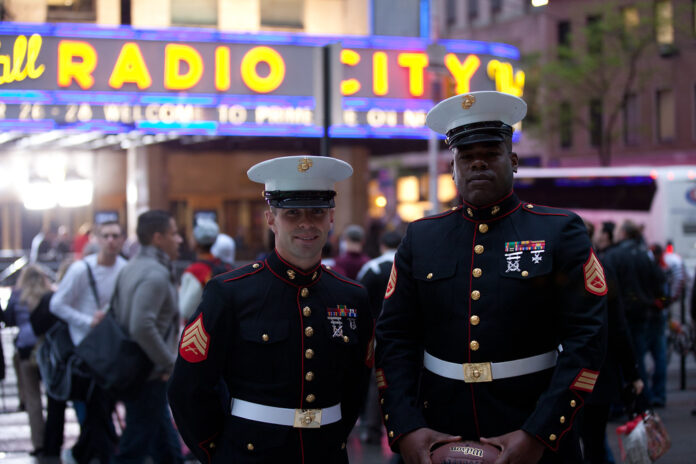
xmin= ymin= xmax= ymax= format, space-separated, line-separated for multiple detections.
xmin=375 ymin=91 xmax=607 ymax=463
xmin=356 ymin=230 xmax=402 ymax=444
xmin=111 ymin=210 xmax=183 ymax=464
xmin=335 ymin=224 xmax=370 ymax=279
xmin=50 ymin=220 xmax=127 ymax=464
xmin=169 ymin=155 xmax=373 ymax=462
xmin=178 ymin=219 xmax=232 ymax=321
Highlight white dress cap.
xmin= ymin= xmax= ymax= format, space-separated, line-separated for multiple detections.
xmin=426 ymin=91 xmax=527 ymax=135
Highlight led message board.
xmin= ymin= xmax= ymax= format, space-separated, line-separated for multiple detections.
xmin=0 ymin=22 xmax=524 ymax=139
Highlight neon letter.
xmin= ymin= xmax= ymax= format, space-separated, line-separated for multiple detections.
xmin=164 ymin=44 xmax=204 ymax=90
xmin=373 ymin=52 xmax=388 ymax=96
xmin=487 ymin=59 xmax=525 ymax=97
xmin=340 ymin=49 xmax=361 ymax=95
xmin=109 ymin=43 xmax=152 ymax=90
xmin=397 ymin=52 xmax=428 ymax=97
xmin=240 ymin=46 xmax=285 ymax=94
xmin=58 ymin=40 xmax=97 ymax=89
xmin=26 ymin=34 xmax=45 ymax=79
xmin=215 ymin=46 xmax=231 ymax=91
xmin=445 ymin=53 xmax=480 ymax=95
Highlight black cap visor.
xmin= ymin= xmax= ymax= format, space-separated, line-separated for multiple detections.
xmin=265 ymin=190 xmax=336 ymax=208
xmin=446 ymin=121 xmax=513 ymax=148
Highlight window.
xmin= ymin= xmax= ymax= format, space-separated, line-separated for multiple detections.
xmin=586 ymin=15 xmax=602 ymax=54
xmin=491 ymin=0 xmax=503 ymax=16
xmin=623 ymin=6 xmax=640 ymax=31
xmin=46 ymin=0 xmax=95 ymax=22
xmin=657 ymin=89 xmax=675 ymax=141
xmin=557 ymin=20 xmax=571 ymax=59
xmin=446 ymin=0 xmax=457 ymax=27
xmin=468 ymin=0 xmax=479 ymax=21
xmin=623 ymin=93 xmax=639 ymax=146
xmin=560 ymin=102 xmax=573 ymax=148
xmin=589 ymin=99 xmax=603 ymax=147
xmin=261 ymin=0 xmax=304 ymax=28
xmin=655 ymin=0 xmax=674 ymax=45
xmin=172 ymin=0 xmax=217 ymax=26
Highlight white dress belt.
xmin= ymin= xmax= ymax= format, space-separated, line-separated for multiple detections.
xmin=424 ymin=350 xmax=558 ymax=383
xmin=230 ymin=398 xmax=341 ymax=428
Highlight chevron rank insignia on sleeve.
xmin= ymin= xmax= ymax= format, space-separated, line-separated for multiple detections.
xmin=180 ymin=314 xmax=210 ymax=363
xmin=583 ymin=249 xmax=607 ymax=296
xmin=570 ymin=368 xmax=599 ymax=392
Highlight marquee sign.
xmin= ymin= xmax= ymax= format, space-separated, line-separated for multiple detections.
xmin=0 ymin=22 xmax=524 ymax=139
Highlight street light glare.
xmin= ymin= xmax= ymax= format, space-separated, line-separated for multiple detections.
xmin=532 ymin=0 xmax=549 ymax=6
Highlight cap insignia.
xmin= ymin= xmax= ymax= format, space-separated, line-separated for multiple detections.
xmin=461 ymin=94 xmax=476 ymax=110
xmin=297 ymin=157 xmax=313 ymax=173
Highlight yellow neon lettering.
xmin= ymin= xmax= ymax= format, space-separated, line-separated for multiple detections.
xmin=10 ymin=35 xmax=28 ymax=81
xmin=164 ymin=44 xmax=204 ymax=90
xmin=240 ymin=46 xmax=286 ymax=94
xmin=26 ymin=35 xmax=45 ymax=79
xmin=57 ymin=40 xmax=97 ymax=89
xmin=487 ymin=59 xmax=525 ymax=97
xmin=340 ymin=49 xmax=361 ymax=95
xmin=445 ymin=53 xmax=480 ymax=95
xmin=373 ymin=52 xmax=388 ymax=96
xmin=0 ymin=55 xmax=9 ymax=84
xmin=108 ymin=42 xmax=152 ymax=90
xmin=397 ymin=52 xmax=428 ymax=97
xmin=215 ymin=46 xmax=231 ymax=91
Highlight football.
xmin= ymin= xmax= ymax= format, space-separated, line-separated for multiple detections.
xmin=430 ymin=440 xmax=500 ymax=464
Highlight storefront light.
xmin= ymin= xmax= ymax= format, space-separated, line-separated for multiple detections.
xmin=437 ymin=174 xmax=457 ymax=202
xmin=397 ymin=176 xmax=419 ymax=203
xmin=375 ymin=195 xmax=387 ymax=208
xmin=58 ymin=176 xmax=93 ymax=207
xmin=22 ymin=177 xmax=57 ymax=210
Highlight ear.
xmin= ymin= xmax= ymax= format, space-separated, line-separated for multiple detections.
xmin=265 ymin=209 xmax=275 ymax=232
xmin=329 ymin=209 xmax=335 ymax=228
xmin=510 ymin=152 xmax=519 ymax=173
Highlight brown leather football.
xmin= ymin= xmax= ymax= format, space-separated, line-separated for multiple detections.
xmin=430 ymin=441 xmax=500 ymax=464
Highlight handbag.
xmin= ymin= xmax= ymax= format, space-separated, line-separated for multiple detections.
xmin=616 ymin=411 xmax=671 ymax=463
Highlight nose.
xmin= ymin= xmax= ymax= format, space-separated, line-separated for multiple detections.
xmin=470 ymin=157 xmax=488 ymax=170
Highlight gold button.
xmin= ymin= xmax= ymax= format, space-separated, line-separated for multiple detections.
xmin=526 ymin=203 xmax=534 ymax=208
xmin=423 ymin=400 xmax=429 ymax=408
xmin=474 ymin=245 xmax=484 ymax=254
xmin=303 ymin=306 xmax=311 ymax=317
xmin=252 ymin=263 xmax=260 ymax=269
xmin=286 ymin=269 xmax=296 ymax=279
xmin=341 ymin=442 xmax=346 ymax=450
xmin=384 ymin=414 xmax=389 ymax=421
xmin=470 ymin=340 xmax=479 ymax=351
xmin=261 ymin=333 xmax=269 ymax=342
xmin=570 ymin=400 xmax=576 ymax=407
xmin=472 ymin=268 xmax=482 ymax=278
xmin=305 ymin=327 xmax=314 ymax=337
xmin=549 ymin=434 xmax=557 ymax=441
xmin=491 ymin=206 xmax=500 ymax=215
xmin=470 ymin=315 xmax=480 ymax=326
xmin=426 ymin=272 xmax=433 ymax=280
xmin=560 ymin=416 xmax=566 ymax=424
xmin=478 ymin=224 xmax=489 ymax=233
xmin=312 ymin=271 xmax=318 ymax=280
xmin=343 ymin=335 xmax=350 ymax=343
xmin=521 ymin=270 xmax=529 ymax=277
xmin=301 ymin=288 xmax=309 ymax=298
xmin=471 ymin=290 xmax=481 ymax=300
xmin=305 ymin=371 xmax=315 ymax=381
xmin=306 ymin=394 xmax=316 ymax=403
xmin=380 ymin=398 xmax=384 ymax=405
xmin=246 ymin=443 xmax=254 ymax=451
xmin=467 ymin=208 xmax=474 ymax=217
xmin=305 ymin=349 xmax=314 ymax=359
xmin=209 ymin=442 xmax=216 ymax=449
xmin=389 ymin=431 xmax=395 ymax=438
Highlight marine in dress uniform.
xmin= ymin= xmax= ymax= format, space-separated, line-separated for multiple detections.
xmin=168 ymin=156 xmax=373 ymax=464
xmin=375 ymin=92 xmax=607 ymax=463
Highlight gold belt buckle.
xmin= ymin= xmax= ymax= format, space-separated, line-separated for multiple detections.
xmin=462 ymin=362 xmax=493 ymax=383
xmin=293 ymin=409 xmax=322 ymax=428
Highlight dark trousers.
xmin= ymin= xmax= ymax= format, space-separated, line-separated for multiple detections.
xmin=71 ymin=377 xmax=117 ymax=464
xmin=43 ymin=395 xmax=66 ymax=457
xmin=580 ymin=404 xmax=611 ymax=464
xmin=112 ymin=379 xmax=183 ymax=464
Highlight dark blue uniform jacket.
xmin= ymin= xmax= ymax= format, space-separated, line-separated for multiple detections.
xmin=168 ymin=250 xmax=373 ymax=464
xmin=375 ymin=192 xmax=607 ymax=463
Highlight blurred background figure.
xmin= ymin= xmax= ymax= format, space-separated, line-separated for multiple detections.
xmin=211 ymin=233 xmax=236 ymax=268
xmin=1 ymin=265 xmax=53 ymax=456
xmin=29 ymin=222 xmax=59 ymax=264
xmin=356 ymin=229 xmax=402 ymax=445
xmin=335 ymin=224 xmax=370 ymax=280
xmin=179 ymin=220 xmax=233 ymax=322
xmin=71 ymin=223 xmax=92 ymax=260
xmin=595 ymin=221 xmax=615 ymax=255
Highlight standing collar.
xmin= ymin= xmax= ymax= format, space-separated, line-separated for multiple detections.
xmin=460 ymin=191 xmax=521 ymax=222
xmin=265 ymin=249 xmax=322 ymax=287
xmin=138 ymin=245 xmax=172 ymax=267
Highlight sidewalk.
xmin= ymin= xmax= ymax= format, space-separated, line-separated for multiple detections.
xmin=1 ymin=323 xmax=695 ymax=463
